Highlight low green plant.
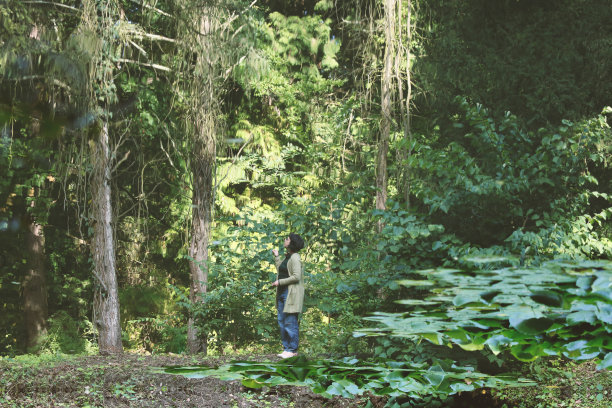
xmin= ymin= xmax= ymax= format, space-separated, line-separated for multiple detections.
xmin=359 ymin=259 xmax=612 ymax=368
xmin=0 ymin=354 xmax=106 ymax=407
xmin=34 ymin=311 xmax=93 ymax=355
xmin=300 ymin=307 xmax=367 ymax=356
xmin=492 ymin=359 xmax=612 ymax=408
xmin=112 ymin=379 xmax=139 ymax=401
xmin=165 ymin=258 xmax=610 ymax=404
xmin=165 ymin=355 xmax=534 ymax=401
xmin=125 ymin=316 xmax=186 ymax=354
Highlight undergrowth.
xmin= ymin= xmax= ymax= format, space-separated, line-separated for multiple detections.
xmin=493 ymin=358 xmax=612 ymax=408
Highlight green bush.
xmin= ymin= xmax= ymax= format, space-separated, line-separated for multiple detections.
xmin=36 ymin=311 xmax=93 ymax=354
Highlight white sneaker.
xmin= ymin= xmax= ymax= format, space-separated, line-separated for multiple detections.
xmin=278 ymin=351 xmax=297 ymax=358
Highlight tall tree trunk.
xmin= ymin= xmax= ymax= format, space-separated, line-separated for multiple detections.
xmin=22 ymin=111 xmax=48 ymax=351
xmin=186 ymin=126 xmax=215 ymax=354
xmin=24 ymin=211 xmax=47 ymax=350
xmin=396 ymin=0 xmax=413 ymax=207
xmin=80 ymin=0 xmax=123 ymax=354
xmin=377 ymin=0 xmax=396 ymax=230
xmin=91 ymin=119 xmax=123 ymax=354
xmin=186 ymin=12 xmax=218 ymax=355
xmin=404 ymin=0 xmax=413 ymax=206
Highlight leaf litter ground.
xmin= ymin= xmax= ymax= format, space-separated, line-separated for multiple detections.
xmin=1 ymin=353 xmax=609 ymax=407
xmin=0 ymin=353 xmax=376 ymax=407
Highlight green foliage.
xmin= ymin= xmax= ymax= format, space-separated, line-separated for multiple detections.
xmin=184 ymin=185 xmax=466 ymax=354
xmin=120 ymin=281 xmax=187 ymax=353
xmin=0 ymin=245 xmax=23 ymax=354
xmin=191 ymin=277 xmax=278 ymax=354
xmin=36 ymin=311 xmax=94 ymax=355
xmin=282 ymin=188 xmax=458 ymax=322
xmin=300 ymin=308 xmax=367 ymax=356
xmin=120 ymin=285 xmax=168 ymax=318
xmin=266 ymin=12 xmax=340 ymax=74
xmin=0 ymin=95 xmax=66 ymax=358
xmin=125 ymin=316 xmax=187 ymax=354
xmin=493 ymin=359 xmax=612 ymax=408
xmin=314 ymin=1 xmax=334 ymax=13
xmin=167 ymin=259 xmax=611 ymax=403
xmin=2 ymin=0 xmax=611 ymax=368
xmin=165 ymin=355 xmax=534 ymax=401
xmin=408 ymin=99 xmax=611 ymax=254
xmin=224 ymin=7 xmax=346 ymax=214
xmin=419 ymin=0 xmax=612 ymax=126
xmin=359 ymin=259 xmax=612 ymax=369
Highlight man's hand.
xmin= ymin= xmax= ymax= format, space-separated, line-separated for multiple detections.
xmin=271 ymin=280 xmax=279 ymax=287
xmin=272 ymin=249 xmax=279 ymax=256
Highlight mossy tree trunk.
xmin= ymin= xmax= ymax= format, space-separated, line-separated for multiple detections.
xmin=91 ymin=119 xmax=123 ymax=354
xmin=377 ymin=0 xmax=396 ymax=231
xmin=185 ymin=9 xmax=220 ymax=355
xmin=83 ymin=0 xmax=123 ymax=354
xmin=24 ymin=207 xmax=48 ymax=351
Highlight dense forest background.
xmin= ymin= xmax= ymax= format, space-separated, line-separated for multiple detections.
xmin=1 ymin=0 xmax=610 ymax=369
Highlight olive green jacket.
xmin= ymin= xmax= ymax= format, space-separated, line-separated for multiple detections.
xmin=275 ymin=252 xmax=304 ymax=314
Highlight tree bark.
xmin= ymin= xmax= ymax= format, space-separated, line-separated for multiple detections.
xmin=24 ymin=212 xmax=48 ymax=350
xmin=186 ymin=12 xmax=218 ymax=355
xmin=22 ymin=108 xmax=48 ymax=351
xmin=404 ymin=0 xmax=412 ymax=206
xmin=377 ymin=0 xmax=396 ymax=230
xmin=91 ymin=120 xmax=123 ymax=354
xmin=186 ymin=129 xmax=215 ymax=354
xmin=397 ymin=0 xmax=413 ymax=207
xmin=79 ymin=0 xmax=123 ymax=355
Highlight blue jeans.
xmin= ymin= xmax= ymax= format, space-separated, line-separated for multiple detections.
xmin=277 ymin=288 xmax=299 ymax=353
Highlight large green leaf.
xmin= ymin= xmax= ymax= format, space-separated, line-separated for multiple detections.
xmin=513 ymin=317 xmax=555 ymax=335
xmin=423 ymin=365 xmax=445 ymax=386
xmin=530 ymin=290 xmax=564 ymax=307
xmin=164 ymin=357 xmax=534 ymax=400
xmin=597 ymin=352 xmax=612 ymax=370
xmin=359 ymin=260 xmax=612 ymax=367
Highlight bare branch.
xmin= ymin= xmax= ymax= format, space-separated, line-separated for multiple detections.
xmin=92 ymin=271 xmax=108 ymax=294
xmin=140 ymin=32 xmax=176 ymax=43
xmin=128 ymin=40 xmax=148 ymax=57
xmin=5 ymin=75 xmax=72 ymax=91
xmin=116 ymin=58 xmax=171 ymax=72
xmin=21 ymin=1 xmax=81 ymax=12
xmin=128 ymin=0 xmax=173 ymax=18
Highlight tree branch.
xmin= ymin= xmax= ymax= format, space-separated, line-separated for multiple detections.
xmin=128 ymin=0 xmax=173 ymax=18
xmin=5 ymin=75 xmax=72 ymax=91
xmin=21 ymin=1 xmax=80 ymax=13
xmin=116 ymin=59 xmax=171 ymax=72
xmin=140 ymin=32 xmax=176 ymax=43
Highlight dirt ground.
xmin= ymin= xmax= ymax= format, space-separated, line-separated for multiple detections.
xmin=0 ymin=353 xmax=384 ymax=408
xmin=5 ymin=353 xmax=604 ymax=408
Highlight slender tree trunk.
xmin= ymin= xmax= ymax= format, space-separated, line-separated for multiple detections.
xmin=403 ymin=0 xmax=413 ymax=206
xmin=24 ymin=212 xmax=47 ymax=350
xmin=22 ymin=110 xmax=48 ymax=351
xmin=377 ymin=0 xmax=396 ymax=230
xmin=187 ymin=128 xmax=215 ymax=354
xmin=91 ymin=119 xmax=123 ymax=354
xmin=186 ymin=12 xmax=218 ymax=355
xmin=80 ymin=0 xmax=123 ymax=354
xmin=397 ymin=0 xmax=413 ymax=207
